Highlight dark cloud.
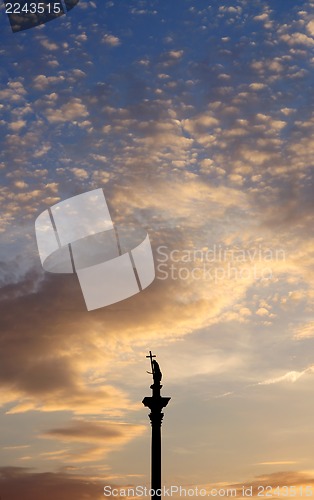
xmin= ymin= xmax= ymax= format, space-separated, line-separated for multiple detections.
xmin=45 ymin=420 xmax=131 ymax=441
xmin=0 ymin=466 xmax=104 ymax=500
xmin=41 ymin=419 xmax=145 ymax=463
xmin=0 ymin=247 xmax=225 ymax=414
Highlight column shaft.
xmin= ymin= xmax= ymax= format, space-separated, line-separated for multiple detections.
xmin=151 ymin=413 xmax=162 ymax=498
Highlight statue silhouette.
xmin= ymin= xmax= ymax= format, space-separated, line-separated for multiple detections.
xmin=152 ymin=360 xmax=162 ymax=385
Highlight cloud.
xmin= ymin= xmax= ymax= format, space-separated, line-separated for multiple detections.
xmin=306 ymin=20 xmax=314 ymax=36
xmin=294 ymin=321 xmax=314 ymax=339
xmin=167 ymin=50 xmax=184 ymax=59
xmin=249 ymin=83 xmax=267 ymax=90
xmin=222 ymin=470 xmax=314 ymax=496
xmin=0 ymin=80 xmax=27 ymax=103
xmin=256 ymin=461 xmax=298 ymax=465
xmin=256 ymin=307 xmax=269 ymax=317
xmin=182 ymin=113 xmax=219 ymax=138
xmin=0 ymin=183 xmax=61 ymax=233
xmin=102 ymin=35 xmax=121 ymax=46
xmin=257 ymin=366 xmax=314 ymax=386
xmin=194 ymin=470 xmax=314 ymax=500
xmin=39 ymin=39 xmax=59 ymax=51
xmin=8 ymin=120 xmax=27 ymax=132
xmin=45 ymin=98 xmax=89 ymax=123
xmin=71 ymin=167 xmax=89 ymax=179
xmin=254 ymin=13 xmax=269 ymax=22
xmin=33 ymin=74 xmax=65 ymax=90
xmin=42 ymin=419 xmax=145 ymax=462
xmin=280 ymin=32 xmax=314 ymax=47
xmin=0 ymin=467 xmax=106 ymax=500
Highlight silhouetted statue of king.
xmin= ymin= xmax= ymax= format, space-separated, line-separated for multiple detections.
xmin=152 ymin=360 xmax=162 ymax=385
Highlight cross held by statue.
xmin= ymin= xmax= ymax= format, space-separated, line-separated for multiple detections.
xmin=146 ymin=350 xmax=156 ymax=374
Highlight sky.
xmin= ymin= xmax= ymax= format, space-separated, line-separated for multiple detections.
xmin=0 ymin=0 xmax=314 ymax=498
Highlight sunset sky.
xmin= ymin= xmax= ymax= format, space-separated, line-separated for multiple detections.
xmin=0 ymin=0 xmax=314 ymax=498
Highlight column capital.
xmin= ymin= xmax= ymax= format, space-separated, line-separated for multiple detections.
xmin=142 ymin=396 xmax=171 ymax=414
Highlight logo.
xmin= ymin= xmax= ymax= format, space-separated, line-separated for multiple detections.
xmin=5 ymin=1 xmax=80 ymax=33
xmin=35 ymin=188 xmax=155 ymax=311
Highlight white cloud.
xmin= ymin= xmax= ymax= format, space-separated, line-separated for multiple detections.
xmin=249 ymin=83 xmax=267 ymax=90
xmin=294 ymin=321 xmax=314 ymax=339
xmin=71 ymin=168 xmax=89 ymax=179
xmin=102 ymin=34 xmax=121 ymax=46
xmin=40 ymin=39 xmax=59 ymax=51
xmin=281 ymin=32 xmax=314 ymax=47
xmin=306 ymin=20 xmax=314 ymax=36
xmin=8 ymin=120 xmax=26 ymax=132
xmin=33 ymin=74 xmax=65 ymax=90
xmin=45 ymin=98 xmax=89 ymax=123
xmin=258 ymin=367 xmax=314 ymax=385
xmin=167 ymin=50 xmax=184 ymax=59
